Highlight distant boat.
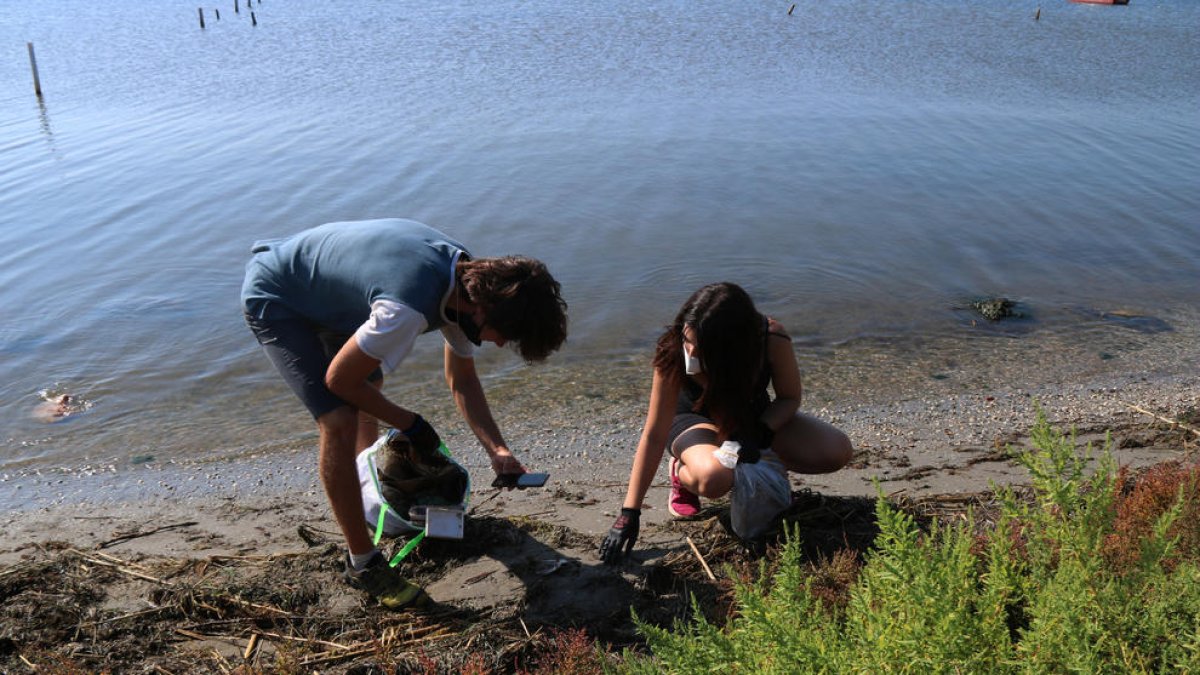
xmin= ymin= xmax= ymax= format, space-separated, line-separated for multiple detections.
xmin=1069 ymin=0 xmax=1129 ymax=4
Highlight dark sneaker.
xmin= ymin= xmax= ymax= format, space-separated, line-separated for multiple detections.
xmin=343 ymin=553 xmax=430 ymax=610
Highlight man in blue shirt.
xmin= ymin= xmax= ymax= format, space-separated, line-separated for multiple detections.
xmin=242 ymin=218 xmax=568 ymax=609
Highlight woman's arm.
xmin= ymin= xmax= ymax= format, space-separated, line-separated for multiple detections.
xmin=621 ymin=369 xmax=678 ymax=510
xmin=761 ymin=318 xmax=801 ymax=432
xmin=600 ymin=368 xmax=678 ymax=563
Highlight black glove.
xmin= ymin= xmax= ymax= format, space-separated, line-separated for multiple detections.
xmin=599 ymin=507 xmax=640 ymax=565
xmin=755 ymin=420 xmax=775 ymax=449
xmin=402 ymin=414 xmax=443 ymax=457
xmin=736 ymin=421 xmax=775 ymax=465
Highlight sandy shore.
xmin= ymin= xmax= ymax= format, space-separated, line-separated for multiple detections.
xmin=4 ymin=354 xmax=1196 ymax=568
xmin=4 ymin=314 xmax=1198 ymax=564
xmin=1 ymin=312 xmax=1197 ymax=671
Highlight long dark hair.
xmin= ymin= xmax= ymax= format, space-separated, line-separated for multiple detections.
xmin=653 ymin=282 xmax=765 ymax=438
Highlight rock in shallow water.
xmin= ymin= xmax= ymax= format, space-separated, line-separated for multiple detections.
xmin=972 ymin=297 xmax=1018 ymax=321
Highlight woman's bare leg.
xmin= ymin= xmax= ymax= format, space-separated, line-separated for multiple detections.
xmin=674 ymin=423 xmax=735 ymax=499
xmin=772 ymin=411 xmax=854 ymax=474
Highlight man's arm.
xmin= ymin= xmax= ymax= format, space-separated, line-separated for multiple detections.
xmin=443 ymin=344 xmax=525 ymax=475
xmin=326 ymin=338 xmax=418 ymax=431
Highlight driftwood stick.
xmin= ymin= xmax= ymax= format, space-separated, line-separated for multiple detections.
xmin=468 ymin=489 xmax=503 ymax=513
xmin=220 ymin=597 xmax=291 ymax=617
xmin=184 ymin=616 xmax=305 ymax=633
xmin=243 ymin=632 xmax=260 ymax=661
xmin=399 ymin=623 xmax=447 ymax=639
xmin=1124 ymin=402 xmax=1200 ymax=439
xmin=69 ymin=549 xmax=291 ymax=616
xmin=406 ymin=629 xmax=454 ymax=645
xmin=298 ymin=645 xmax=377 ymax=667
xmin=686 ymin=536 xmax=717 ymax=581
xmin=84 ymin=605 xmax=168 ymax=627
xmin=69 ymin=549 xmax=172 ymax=585
xmin=0 ymin=563 xmax=33 ymax=580
xmin=206 ymin=550 xmax=312 ymax=564
xmin=88 ymin=549 xmax=155 ymax=571
xmin=98 ymin=521 xmax=198 ymax=549
xmin=175 ymin=627 xmax=243 ymax=646
xmin=375 ymin=626 xmax=454 ymax=649
xmin=463 ymin=569 xmax=496 ymax=586
xmin=350 ymin=622 xmax=446 ymax=644
xmin=255 ymin=630 xmax=351 ymax=650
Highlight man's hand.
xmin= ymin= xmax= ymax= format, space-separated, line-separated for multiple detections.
xmin=490 ymin=451 xmax=525 ymax=477
xmin=599 ymin=508 xmax=641 ymax=565
xmin=402 ymin=414 xmax=443 ymax=456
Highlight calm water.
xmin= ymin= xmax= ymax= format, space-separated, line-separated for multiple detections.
xmin=1 ymin=0 xmax=1198 ymax=481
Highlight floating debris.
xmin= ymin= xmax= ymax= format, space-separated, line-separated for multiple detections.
xmin=31 ymin=392 xmax=83 ymax=423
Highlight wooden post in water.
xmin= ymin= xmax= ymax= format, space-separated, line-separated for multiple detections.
xmin=234 ymin=0 xmax=238 ymax=14
xmin=198 ymin=7 xmax=206 ymax=29
xmin=27 ymin=42 xmax=42 ymax=98
xmin=1035 ymin=6 xmax=1041 ymax=20
xmin=215 ymin=8 xmax=221 ymax=20
xmin=788 ymin=3 xmax=796 ymax=15
xmin=251 ymin=11 xmax=257 ymax=26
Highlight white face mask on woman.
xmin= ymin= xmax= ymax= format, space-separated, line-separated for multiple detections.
xmin=683 ymin=344 xmax=702 ymax=375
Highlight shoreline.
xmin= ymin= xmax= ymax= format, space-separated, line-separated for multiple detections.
xmin=3 ymin=357 xmax=1195 ymax=562
xmin=3 ymin=300 xmax=1196 ymax=476
xmin=3 ymin=307 xmax=1197 ymax=566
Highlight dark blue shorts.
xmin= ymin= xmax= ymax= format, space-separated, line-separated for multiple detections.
xmin=245 ymin=313 xmax=382 ymax=420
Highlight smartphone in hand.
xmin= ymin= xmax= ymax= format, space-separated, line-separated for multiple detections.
xmin=491 ymin=472 xmax=550 ymax=489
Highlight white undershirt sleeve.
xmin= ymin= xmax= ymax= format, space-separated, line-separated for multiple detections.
xmin=441 ymin=323 xmax=476 ymax=359
xmin=354 ymin=300 xmax=428 ymax=373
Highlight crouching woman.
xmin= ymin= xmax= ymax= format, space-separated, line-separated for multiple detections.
xmin=599 ymin=282 xmax=854 ymax=563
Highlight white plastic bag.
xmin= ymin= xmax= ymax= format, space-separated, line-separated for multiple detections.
xmin=356 ymin=435 xmax=470 ymax=540
xmin=729 ymin=447 xmax=791 ymax=540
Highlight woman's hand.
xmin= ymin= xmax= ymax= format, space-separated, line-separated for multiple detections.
xmin=599 ymin=508 xmax=641 ymax=564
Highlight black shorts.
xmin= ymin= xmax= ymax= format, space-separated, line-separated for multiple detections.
xmin=245 ymin=313 xmax=382 ymax=420
xmin=667 ymin=412 xmax=717 ymax=459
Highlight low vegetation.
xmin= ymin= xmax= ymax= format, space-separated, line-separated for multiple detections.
xmin=2 ymin=413 xmax=1196 ymax=673
xmin=617 ymin=413 xmax=1200 ymax=673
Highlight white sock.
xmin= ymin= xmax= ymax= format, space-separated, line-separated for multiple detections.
xmin=349 ymin=549 xmax=378 ymax=570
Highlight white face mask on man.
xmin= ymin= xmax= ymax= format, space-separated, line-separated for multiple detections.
xmin=683 ymin=344 xmax=702 ymax=375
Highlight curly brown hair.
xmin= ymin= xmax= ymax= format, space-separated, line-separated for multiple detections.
xmin=458 ymin=256 xmax=568 ymax=362
xmin=653 ymin=282 xmax=765 ymax=438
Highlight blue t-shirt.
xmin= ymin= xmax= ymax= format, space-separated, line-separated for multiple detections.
xmin=241 ymin=219 xmax=470 ymax=335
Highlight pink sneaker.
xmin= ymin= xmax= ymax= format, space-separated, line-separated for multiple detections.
xmin=668 ymin=457 xmax=701 ymax=518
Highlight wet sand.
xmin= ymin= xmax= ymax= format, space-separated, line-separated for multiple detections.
xmin=4 ymin=306 xmax=1198 ymax=549
xmin=1 ymin=310 xmax=1197 ymax=671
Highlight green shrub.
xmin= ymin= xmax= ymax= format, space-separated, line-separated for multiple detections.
xmin=620 ymin=412 xmax=1200 ymax=674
